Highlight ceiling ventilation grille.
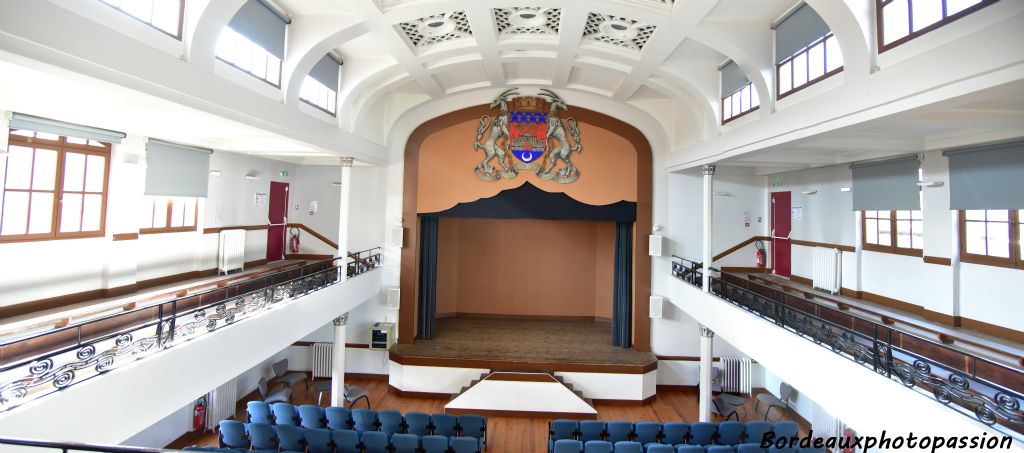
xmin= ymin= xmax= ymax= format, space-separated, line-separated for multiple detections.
xmin=494 ymin=7 xmax=561 ymax=36
xmin=633 ymin=0 xmax=678 ymax=7
xmin=582 ymin=12 xmax=657 ymax=52
xmin=397 ymin=11 xmax=473 ymax=49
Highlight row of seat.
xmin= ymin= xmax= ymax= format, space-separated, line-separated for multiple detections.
xmin=548 ymin=420 xmax=798 ymax=451
xmin=246 ymin=402 xmax=485 ymax=442
xmin=551 ymin=441 xmax=823 ymax=453
xmin=217 ymin=421 xmax=484 ymax=453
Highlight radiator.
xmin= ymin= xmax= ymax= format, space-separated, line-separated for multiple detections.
xmin=811 ymin=399 xmax=846 ymax=441
xmin=205 ymin=377 xmax=237 ymax=431
xmin=811 ymin=247 xmax=842 ymax=294
xmin=720 ymin=356 xmax=752 ymax=394
xmin=218 ymin=230 xmax=246 ymax=275
xmin=312 ymin=342 xmax=333 ymax=378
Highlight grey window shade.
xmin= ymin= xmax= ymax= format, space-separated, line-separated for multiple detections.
xmin=945 ymin=140 xmax=1024 ymax=209
xmin=145 ymin=139 xmax=213 ymax=198
xmin=773 ymin=3 xmax=831 ymax=62
xmin=9 ymin=113 xmax=125 ymax=144
xmin=851 ymin=156 xmax=920 ymax=211
xmin=309 ymin=54 xmax=340 ymax=89
xmin=720 ymin=60 xmax=749 ymax=96
xmin=228 ymin=0 xmax=288 ymax=59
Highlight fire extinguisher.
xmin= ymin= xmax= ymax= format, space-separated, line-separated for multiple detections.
xmin=193 ymin=397 xmax=206 ymax=432
xmin=755 ymin=240 xmax=767 ymax=268
xmin=841 ymin=427 xmax=855 ymax=453
xmin=289 ymin=227 xmax=300 ymax=254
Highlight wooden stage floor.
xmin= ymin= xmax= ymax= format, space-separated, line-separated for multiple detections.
xmin=389 ymin=318 xmax=657 ymax=373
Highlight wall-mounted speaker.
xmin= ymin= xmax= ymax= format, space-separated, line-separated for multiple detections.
xmin=389 ymin=227 xmax=404 ymax=248
xmin=386 ymin=287 xmax=401 ymax=309
xmin=649 ymin=295 xmax=664 ymax=319
xmin=649 ymin=235 xmax=664 ymax=256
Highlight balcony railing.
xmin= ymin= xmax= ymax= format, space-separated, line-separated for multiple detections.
xmin=0 ymin=248 xmax=382 ymax=413
xmin=670 ymin=256 xmax=1024 ymax=441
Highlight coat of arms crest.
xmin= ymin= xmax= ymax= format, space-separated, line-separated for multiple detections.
xmin=473 ymin=89 xmax=582 ymax=183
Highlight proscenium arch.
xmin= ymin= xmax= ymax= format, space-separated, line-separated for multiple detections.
xmin=395 ymin=103 xmax=655 ymax=352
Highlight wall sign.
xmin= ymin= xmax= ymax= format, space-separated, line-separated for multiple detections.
xmin=791 ymin=206 xmax=802 ymax=220
xmin=473 ymin=88 xmax=583 ymax=184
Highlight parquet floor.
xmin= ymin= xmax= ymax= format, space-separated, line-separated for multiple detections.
xmin=166 ymin=376 xmax=808 ymax=452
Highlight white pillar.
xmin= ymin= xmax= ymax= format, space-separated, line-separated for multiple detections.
xmin=701 ymin=164 xmax=715 ymax=292
xmin=330 ymin=314 xmax=348 ymax=407
xmin=336 ymin=158 xmax=353 ymax=278
xmin=698 ymin=324 xmax=715 ymax=422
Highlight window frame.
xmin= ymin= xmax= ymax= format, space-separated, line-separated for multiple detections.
xmin=139 ymin=196 xmax=200 ymax=235
xmin=861 ymin=210 xmax=924 ymax=257
xmin=99 ymin=0 xmax=186 ymax=41
xmin=776 ymin=32 xmax=844 ymax=100
xmin=1 ymin=133 xmax=112 ymax=243
xmin=721 ymin=81 xmax=760 ymax=125
xmin=958 ymin=210 xmax=1023 ymax=269
xmin=299 ymin=76 xmax=339 ymax=117
xmin=876 ymin=0 xmax=999 ymax=53
xmin=215 ymin=27 xmax=285 ymax=88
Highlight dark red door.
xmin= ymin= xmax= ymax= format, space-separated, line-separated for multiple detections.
xmin=771 ymin=191 xmax=791 ymax=277
xmin=267 ymin=182 xmax=289 ymax=263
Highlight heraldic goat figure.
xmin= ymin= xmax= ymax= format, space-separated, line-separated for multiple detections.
xmin=537 ymin=89 xmax=582 ymax=183
xmin=473 ymin=88 xmax=518 ymax=180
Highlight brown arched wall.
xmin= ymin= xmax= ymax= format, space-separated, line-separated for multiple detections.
xmin=398 ymin=104 xmax=653 ymax=352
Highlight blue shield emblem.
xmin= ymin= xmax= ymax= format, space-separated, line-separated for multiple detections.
xmin=509 ymin=111 xmax=547 ymax=163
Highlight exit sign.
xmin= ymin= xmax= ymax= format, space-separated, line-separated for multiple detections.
xmin=772 ymin=179 xmax=782 ymax=188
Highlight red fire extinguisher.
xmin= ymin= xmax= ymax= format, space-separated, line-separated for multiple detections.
xmin=289 ymin=227 xmax=300 ymax=254
xmin=841 ymin=427 xmax=855 ymax=453
xmin=755 ymin=240 xmax=767 ymax=268
xmin=193 ymin=397 xmax=206 ymax=431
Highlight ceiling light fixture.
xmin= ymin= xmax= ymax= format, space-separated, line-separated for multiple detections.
xmin=419 ymin=16 xmax=455 ymax=36
xmin=332 ymin=182 xmax=342 ymax=187
xmin=510 ymin=8 xmax=547 ymax=28
xmin=840 ymin=187 xmax=852 ymax=192
xmin=600 ymin=19 xmax=638 ymax=40
xmin=801 ymin=190 xmax=817 ymax=195
xmin=209 ymin=170 xmax=222 ymax=177
xmin=244 ymin=171 xmax=259 ymax=180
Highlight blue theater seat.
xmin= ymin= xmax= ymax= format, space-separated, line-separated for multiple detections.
xmin=550 ymin=419 xmax=579 ymax=452
xmin=352 ymin=408 xmax=379 ymax=432
xmin=633 ymin=422 xmax=662 ymax=447
xmin=405 ymin=412 xmax=431 ymax=436
xmin=553 ymin=439 xmax=583 ymax=453
xmin=675 ymin=446 xmax=703 ymax=453
xmin=450 ymin=436 xmax=482 ymax=453
xmin=647 ymin=445 xmax=674 ymax=453
xmin=245 ymin=423 xmax=277 ymax=450
xmin=297 ymin=404 xmax=326 ymax=429
xmin=275 ymin=424 xmax=305 ymax=452
xmin=743 ymin=422 xmax=772 ymax=446
xmin=331 ymin=429 xmax=360 ymax=453
xmin=583 ymin=440 xmax=612 ymax=453
xmin=218 ymin=420 xmax=249 ymax=450
xmin=458 ymin=413 xmax=488 ymax=449
xmin=378 ymin=409 xmax=404 ymax=434
xmin=431 ymin=413 xmax=458 ymax=437
xmin=422 ymin=435 xmax=450 ymax=453
xmin=325 ymin=406 xmax=352 ymax=430
xmin=360 ymin=431 xmax=390 ymax=453
xmin=606 ymin=421 xmax=633 ymax=443
xmin=718 ymin=421 xmax=746 ymax=446
xmin=246 ymin=401 xmax=273 ymax=424
xmin=688 ymin=422 xmax=716 ymax=446
xmin=736 ymin=443 xmax=768 ymax=453
xmin=613 ymin=441 xmax=642 ymax=453
xmin=579 ymin=420 xmax=605 ymax=442
xmin=391 ymin=433 xmax=421 ymax=453
xmin=707 ymin=446 xmax=736 ymax=453
xmin=304 ymin=428 xmax=333 ymax=453
xmin=772 ymin=421 xmax=798 ymax=440
xmin=661 ymin=422 xmax=690 ymax=446
xmin=271 ymin=403 xmax=300 ymax=426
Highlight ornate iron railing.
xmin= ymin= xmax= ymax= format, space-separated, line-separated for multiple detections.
xmin=347 ymin=247 xmax=383 ymax=277
xmin=670 ymin=256 xmax=1024 ymax=441
xmin=0 ymin=436 xmax=170 ymax=453
xmin=0 ymin=250 xmax=382 ymax=413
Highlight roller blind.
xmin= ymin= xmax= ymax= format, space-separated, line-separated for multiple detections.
xmin=945 ymin=140 xmax=1024 ymax=209
xmin=228 ymin=0 xmax=288 ymax=59
xmin=9 ymin=113 xmax=125 ymax=144
xmin=720 ymin=60 xmax=748 ymax=96
xmin=773 ymin=3 xmax=831 ymax=62
xmin=309 ymin=54 xmax=341 ymax=89
xmin=145 ymin=139 xmax=213 ymax=198
xmin=851 ymin=156 xmax=920 ymax=211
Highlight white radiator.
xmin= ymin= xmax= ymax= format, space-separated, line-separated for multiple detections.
xmin=312 ymin=342 xmax=333 ymax=378
xmin=811 ymin=399 xmax=846 ymax=442
xmin=218 ymin=229 xmax=246 ymax=275
xmin=205 ymin=377 xmax=237 ymax=431
xmin=811 ymin=247 xmax=842 ymax=294
xmin=720 ymin=356 xmax=752 ymax=394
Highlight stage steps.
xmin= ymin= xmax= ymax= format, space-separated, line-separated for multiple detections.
xmin=444 ymin=372 xmax=597 ymax=419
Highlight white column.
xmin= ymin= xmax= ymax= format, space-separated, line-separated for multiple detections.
xmin=336 ymin=158 xmax=353 ymax=278
xmin=702 ymin=164 xmax=715 ymax=292
xmin=698 ymin=324 xmax=715 ymax=422
xmin=330 ymin=313 xmax=348 ymax=407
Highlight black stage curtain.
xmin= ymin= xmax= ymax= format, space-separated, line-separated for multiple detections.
xmin=612 ymin=221 xmax=633 ymax=348
xmin=423 ymin=182 xmax=635 ymax=222
xmin=417 ymin=216 xmax=439 ymax=339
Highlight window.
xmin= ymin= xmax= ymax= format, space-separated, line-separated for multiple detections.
xmin=777 ymin=33 xmax=843 ymax=98
xmin=863 ymin=210 xmax=923 ymax=255
xmin=1 ymin=131 xmax=110 ymax=241
xmin=960 ymin=209 xmax=1022 ymax=268
xmin=99 ymin=0 xmax=184 ymax=39
xmin=216 ymin=27 xmax=283 ymax=86
xmin=877 ymin=0 xmax=998 ymax=52
xmin=140 ymin=196 xmax=198 ymax=233
xmin=300 ymin=76 xmax=337 ymax=115
xmin=722 ymin=82 xmax=760 ymax=124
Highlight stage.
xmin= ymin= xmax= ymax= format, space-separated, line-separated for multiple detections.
xmin=388 ymin=318 xmax=658 ymax=402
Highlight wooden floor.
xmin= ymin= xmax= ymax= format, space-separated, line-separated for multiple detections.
xmin=391 ymin=318 xmax=656 ymax=367
xmin=166 ymin=377 xmax=809 ymax=452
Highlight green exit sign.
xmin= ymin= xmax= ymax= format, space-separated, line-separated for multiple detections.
xmin=280 ymin=170 xmax=289 ymax=177
xmin=772 ymin=179 xmax=782 ymax=188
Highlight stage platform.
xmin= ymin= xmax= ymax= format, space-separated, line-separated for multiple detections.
xmin=388 ymin=318 xmax=658 ymax=402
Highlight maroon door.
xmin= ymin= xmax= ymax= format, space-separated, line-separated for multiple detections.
xmin=771 ymin=191 xmax=791 ymax=277
xmin=267 ymin=181 xmax=289 ymax=263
